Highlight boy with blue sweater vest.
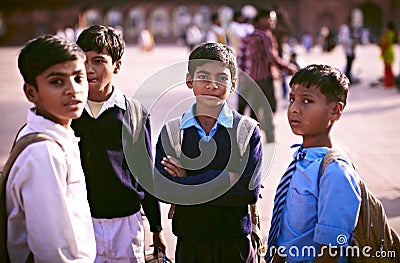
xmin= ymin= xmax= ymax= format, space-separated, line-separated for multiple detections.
xmin=71 ymin=25 xmax=166 ymax=262
xmin=265 ymin=65 xmax=361 ymax=262
xmin=154 ymin=42 xmax=263 ymax=262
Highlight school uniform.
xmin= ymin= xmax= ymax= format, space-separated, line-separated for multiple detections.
xmin=72 ymin=87 xmax=162 ymax=262
xmin=154 ymin=103 xmax=263 ymax=263
xmin=277 ymin=146 xmax=361 ymax=262
xmin=6 ymin=109 xmax=96 ymax=262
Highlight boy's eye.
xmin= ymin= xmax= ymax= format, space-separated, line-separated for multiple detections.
xmin=95 ymin=59 xmax=105 ymax=64
xmin=289 ymin=97 xmax=294 ymax=103
xmin=197 ymin=75 xmax=209 ymax=80
xmin=303 ymin=99 xmax=311 ymax=104
xmin=74 ymin=75 xmax=85 ymax=84
xmin=50 ymin=78 xmax=64 ymax=86
xmin=217 ymin=76 xmax=229 ymax=83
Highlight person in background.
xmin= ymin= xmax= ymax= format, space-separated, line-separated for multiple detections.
xmin=227 ymin=11 xmax=253 ymax=53
xmin=338 ymin=17 xmax=358 ymax=84
xmin=237 ymin=8 xmax=297 ymax=143
xmin=185 ymin=23 xmax=202 ymax=52
xmin=379 ymin=21 xmax=397 ymax=88
xmin=206 ymin=13 xmax=227 ymax=45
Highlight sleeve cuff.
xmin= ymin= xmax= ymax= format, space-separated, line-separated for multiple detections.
xmin=150 ymin=225 xmax=163 ymax=233
xmin=314 ymin=223 xmax=352 ymax=247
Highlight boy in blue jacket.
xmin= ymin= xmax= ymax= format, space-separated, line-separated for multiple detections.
xmin=265 ymin=64 xmax=361 ymax=262
xmin=154 ymin=42 xmax=263 ymax=262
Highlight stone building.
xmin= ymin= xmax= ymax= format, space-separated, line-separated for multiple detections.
xmin=0 ymin=0 xmax=398 ymax=46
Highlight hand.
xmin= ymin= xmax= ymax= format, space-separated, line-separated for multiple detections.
xmin=151 ymin=231 xmax=167 ymax=257
xmin=161 ymin=155 xmax=187 ymax=177
xmin=286 ymin=63 xmax=299 ymax=75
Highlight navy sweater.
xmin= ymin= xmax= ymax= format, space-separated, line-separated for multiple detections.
xmin=72 ymin=103 xmax=162 ymax=232
xmin=154 ymin=109 xmax=262 ymax=239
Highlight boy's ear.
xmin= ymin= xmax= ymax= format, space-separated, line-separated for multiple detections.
xmin=113 ymin=60 xmax=122 ymax=74
xmin=230 ymin=77 xmax=237 ymax=93
xmin=186 ymin=73 xmax=193 ymax=88
xmin=23 ymin=83 xmax=38 ymax=103
xmin=331 ymin=102 xmax=344 ymax=121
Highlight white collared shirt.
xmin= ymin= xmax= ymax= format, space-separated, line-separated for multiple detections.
xmin=6 ymin=109 xmax=96 ymax=262
xmin=84 ymin=87 xmax=126 ymax=119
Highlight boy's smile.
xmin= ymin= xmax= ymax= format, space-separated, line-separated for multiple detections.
xmin=188 ymin=61 xmax=234 ymax=108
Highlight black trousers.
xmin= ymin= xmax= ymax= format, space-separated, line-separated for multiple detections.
xmin=175 ymin=236 xmax=255 ymax=263
xmin=345 ymin=54 xmax=355 ymax=83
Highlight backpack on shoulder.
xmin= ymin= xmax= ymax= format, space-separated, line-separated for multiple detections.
xmin=125 ymin=97 xmax=145 ymax=144
xmin=0 ymin=132 xmax=59 ymax=263
xmin=321 ymin=148 xmax=400 ymax=262
xmin=164 ymin=115 xmax=265 ymax=262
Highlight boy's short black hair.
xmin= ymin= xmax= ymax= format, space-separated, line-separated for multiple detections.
xmin=77 ymin=25 xmax=125 ymax=63
xmin=289 ymin=64 xmax=349 ymax=106
xmin=188 ymin=42 xmax=237 ymax=81
xmin=18 ymin=34 xmax=86 ymax=87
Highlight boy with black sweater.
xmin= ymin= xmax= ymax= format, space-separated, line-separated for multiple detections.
xmin=154 ymin=42 xmax=263 ymax=262
xmin=71 ymin=25 xmax=166 ymax=262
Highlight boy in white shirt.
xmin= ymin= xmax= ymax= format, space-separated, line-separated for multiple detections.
xmin=5 ymin=34 xmax=96 ymax=262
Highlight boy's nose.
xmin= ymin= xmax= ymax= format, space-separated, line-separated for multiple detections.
xmin=288 ymin=101 xmax=300 ymax=113
xmin=86 ymin=62 xmax=95 ymax=73
xmin=65 ymin=79 xmax=85 ymax=95
xmin=206 ymin=80 xmax=218 ymax=89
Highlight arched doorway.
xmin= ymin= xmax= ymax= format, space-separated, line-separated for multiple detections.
xmin=149 ymin=6 xmax=170 ymax=38
xmin=127 ymin=6 xmax=146 ymax=39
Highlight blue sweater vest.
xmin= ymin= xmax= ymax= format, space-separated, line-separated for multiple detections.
xmin=72 ymin=105 xmax=162 ymax=232
xmin=155 ymin=110 xmax=262 ymax=239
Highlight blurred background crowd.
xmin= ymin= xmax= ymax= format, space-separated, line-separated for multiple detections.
xmin=2 ymin=1 xmax=399 ymax=87
xmin=0 ymin=0 xmax=398 ymax=47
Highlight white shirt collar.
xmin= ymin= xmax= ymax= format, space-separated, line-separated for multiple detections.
xmin=84 ymin=87 xmax=126 ymax=118
xmin=20 ymin=108 xmax=79 ymax=146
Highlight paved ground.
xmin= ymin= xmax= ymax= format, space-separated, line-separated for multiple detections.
xmin=0 ymin=43 xmax=399 ymax=260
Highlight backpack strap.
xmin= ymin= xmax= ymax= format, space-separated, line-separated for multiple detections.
xmin=165 ymin=116 xmax=183 ymax=158
xmin=236 ymin=116 xmax=258 ymax=158
xmin=164 ymin=117 xmax=183 ymax=219
xmin=1 ymin=132 xmax=60 ymax=263
xmin=1 ymin=133 xmax=60 ymax=181
xmin=320 ymin=147 xmax=351 ymax=175
xmin=237 ymin=117 xmax=264 ymax=258
xmin=125 ymin=97 xmax=144 ymax=144
xmin=319 ymin=148 xmax=370 ymax=238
